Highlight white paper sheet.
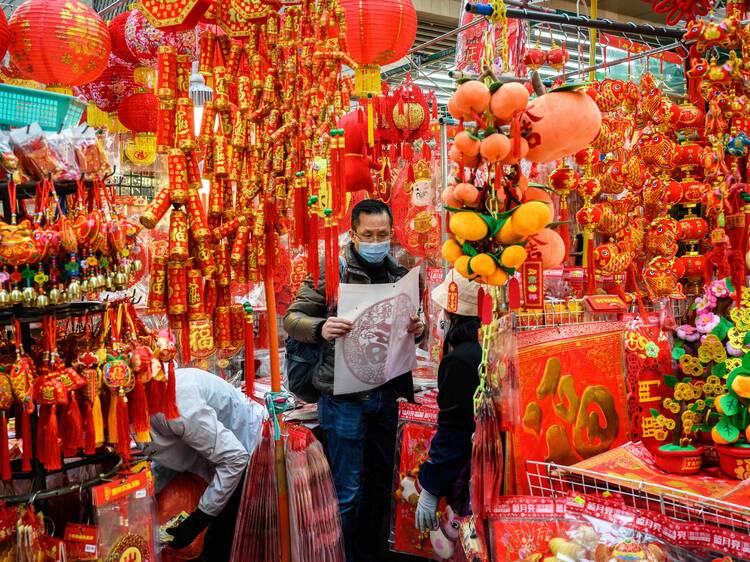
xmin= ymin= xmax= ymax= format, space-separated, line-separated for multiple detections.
xmin=333 ymin=267 xmax=420 ymax=395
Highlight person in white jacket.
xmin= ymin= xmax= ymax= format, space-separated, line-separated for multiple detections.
xmin=141 ymin=367 xmax=266 ymax=561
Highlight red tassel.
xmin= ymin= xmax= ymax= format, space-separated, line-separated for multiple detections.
xmin=61 ymin=393 xmax=83 ymax=457
xmin=21 ymin=408 xmax=32 ymax=472
xmin=0 ymin=412 xmax=8 ymax=481
xmin=307 ymin=213 xmax=320 ymax=288
xmin=163 ymin=362 xmax=180 ymax=420
xmin=324 ymin=222 xmax=339 ymax=304
xmin=294 ymin=177 xmax=307 ymax=248
xmin=147 ymin=379 xmax=166 ymax=415
xmin=36 ymin=406 xmax=48 ymax=468
xmin=83 ymin=401 xmax=96 ymax=456
xmin=44 ymin=406 xmax=62 ymax=471
xmin=245 ymin=314 xmax=255 ymax=398
xmin=128 ymin=378 xmax=150 ymax=435
xmin=511 ymin=114 xmax=522 ymax=158
xmin=115 ymin=393 xmax=131 ymax=462
xmin=586 ymin=231 xmax=596 ymax=295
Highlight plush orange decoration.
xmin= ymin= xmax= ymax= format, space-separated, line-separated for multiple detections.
xmin=490 ymin=82 xmax=529 ymax=122
xmin=451 ymin=80 xmax=490 ymax=119
xmin=511 ymin=201 xmax=552 ymax=236
xmin=454 ymin=131 xmax=481 ymax=156
xmin=527 ymin=228 xmax=566 ymax=268
xmin=522 ymin=91 xmax=602 ymax=162
xmin=501 ymin=137 xmax=529 ymax=164
xmin=453 ymin=182 xmax=480 ymax=207
xmin=522 ymin=187 xmax=553 ymax=206
xmin=480 ymin=133 xmax=511 ymax=163
xmin=449 ymin=212 xmax=488 ymax=241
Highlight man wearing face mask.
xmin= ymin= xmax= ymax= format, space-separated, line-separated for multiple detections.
xmin=284 ymin=199 xmax=425 ymax=562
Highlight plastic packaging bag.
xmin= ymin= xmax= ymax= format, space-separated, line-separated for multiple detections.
xmin=92 ymin=470 xmax=159 ymax=562
xmin=9 ymin=123 xmax=68 ymax=181
xmin=46 ymin=131 xmax=79 ymax=181
xmin=67 ymin=125 xmax=111 ymax=177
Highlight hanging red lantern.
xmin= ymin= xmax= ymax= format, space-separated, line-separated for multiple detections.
xmin=341 ymin=0 xmax=418 ymax=95
xmin=674 ymin=141 xmax=705 ymax=170
xmin=523 ymin=47 xmax=546 ymax=70
xmin=109 ymin=11 xmax=138 ymax=64
xmin=0 ymin=10 xmax=9 ymax=62
xmin=546 ymin=45 xmax=569 ymax=71
xmin=677 ymin=216 xmax=709 ymax=241
xmin=680 ymin=177 xmax=707 ymax=205
xmin=136 ymin=0 xmax=210 ymax=31
xmin=124 ymin=8 xmax=196 ymax=66
xmin=576 ymin=206 xmax=602 ymax=226
xmin=8 ymin=0 xmax=111 ymax=87
xmin=75 ymin=54 xmax=136 ymax=113
xmin=118 ymin=92 xmax=159 ymax=133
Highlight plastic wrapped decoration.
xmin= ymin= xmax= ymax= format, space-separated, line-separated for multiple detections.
xmin=391 ymin=159 xmax=441 ymax=260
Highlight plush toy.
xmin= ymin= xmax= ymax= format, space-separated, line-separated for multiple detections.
xmin=522 ymin=90 xmax=602 ymax=162
xmin=429 ymin=506 xmax=461 ymax=560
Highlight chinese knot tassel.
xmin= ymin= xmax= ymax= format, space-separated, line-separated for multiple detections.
xmin=511 ymin=114 xmax=522 ymax=159
xmin=163 ymin=361 xmax=179 ymax=420
xmin=586 ymin=228 xmax=596 ymax=295
xmin=147 ymin=378 xmax=165 ymax=416
xmin=83 ymin=400 xmax=95 ymax=455
xmin=39 ymin=405 xmax=61 ymax=471
xmin=244 ymin=309 xmax=255 ymax=398
xmin=324 ymin=218 xmax=339 ymax=304
xmin=293 ymin=174 xmax=307 ymax=247
xmin=20 ymin=409 xmax=32 ymax=472
xmin=108 ymin=391 xmax=118 ymax=444
xmin=307 ymin=212 xmax=320 ymax=288
xmin=0 ymin=412 xmax=10 ymax=480
xmin=61 ymin=393 xmax=83 ymax=457
xmin=92 ymin=391 xmax=104 ymax=447
xmin=129 ymin=377 xmax=150 ymax=441
xmin=116 ymin=392 xmax=131 ymax=462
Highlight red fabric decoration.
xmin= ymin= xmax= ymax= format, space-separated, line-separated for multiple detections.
xmin=109 ymin=11 xmax=138 ymax=63
xmin=20 ymin=409 xmax=32 ymax=472
xmin=9 ymin=0 xmax=111 ymax=87
xmin=0 ymin=413 xmax=8 ymax=481
xmin=381 ymin=80 xmax=432 ymax=144
xmin=60 ymin=393 xmax=83 ymax=457
xmin=148 ymin=378 xmax=166 ymax=416
xmin=645 ymin=0 xmax=710 ymax=25
xmin=164 ymin=361 xmax=179 ymax=420
xmin=115 ymin=393 xmax=131 ymax=462
xmin=118 ymin=92 xmax=159 ymax=133
xmin=75 ymin=53 xmax=136 ymax=113
xmin=340 ymin=0 xmax=417 ymax=66
xmin=138 ymin=0 xmax=210 ymax=32
xmin=83 ymin=400 xmax=96 ymax=455
xmin=128 ymin=377 xmax=150 ymax=435
xmin=338 ymin=109 xmax=379 ymax=193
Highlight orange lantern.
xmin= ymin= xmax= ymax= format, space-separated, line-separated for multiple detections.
xmin=9 ymin=0 xmax=111 ymax=87
xmin=341 ymin=0 xmax=418 ymax=96
xmin=136 ymin=0 xmax=210 ymax=31
xmin=118 ymin=92 xmax=159 ymax=133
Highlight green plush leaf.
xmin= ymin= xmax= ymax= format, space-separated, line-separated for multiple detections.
xmin=716 ymin=416 xmax=741 ymax=443
xmin=649 ymin=408 xmax=661 ymax=418
xmin=461 ymin=242 xmax=478 ymax=257
xmin=682 ymin=377 xmax=692 ymax=383
xmin=742 ymin=353 xmax=750 ymax=370
xmin=719 ymin=394 xmax=741 ymax=416
xmin=712 ymin=317 xmax=733 ymax=341
xmin=664 ymin=375 xmax=679 ymax=388
xmin=689 ymin=403 xmax=699 ymax=412
xmin=483 ymin=126 xmax=498 ymax=137
xmin=672 ymin=346 xmax=685 ymax=361
xmin=713 ymin=363 xmax=727 ymax=379
xmin=726 ymin=277 xmax=735 ymax=295
xmin=488 ymin=81 xmax=503 ymax=94
xmin=549 ymin=81 xmax=594 ymax=92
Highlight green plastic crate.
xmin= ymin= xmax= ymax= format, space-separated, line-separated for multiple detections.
xmin=0 ymin=83 xmax=85 ymax=131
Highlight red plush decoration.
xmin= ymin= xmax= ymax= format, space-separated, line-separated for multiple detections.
xmin=645 ymin=0 xmax=710 ymax=25
xmin=118 ymin=92 xmax=159 ymax=133
xmin=8 ymin=0 xmax=111 ymax=87
xmin=381 ymin=81 xmax=433 ymax=144
xmin=109 ymin=11 xmax=138 ymax=64
xmin=338 ymin=109 xmax=381 ymax=193
xmin=0 ymin=10 xmax=10 ymax=63
xmin=340 ymin=0 xmax=417 ymax=66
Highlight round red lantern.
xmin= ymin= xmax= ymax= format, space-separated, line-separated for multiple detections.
xmin=678 ymin=216 xmax=709 ymax=241
xmin=577 ymin=177 xmax=601 ymax=201
xmin=341 ymin=0 xmax=417 ymax=94
xmin=9 ymin=0 xmax=111 ymax=87
xmin=677 ymin=254 xmax=704 ymax=278
xmin=76 ymin=54 xmax=136 ymax=113
xmin=546 ymin=46 xmax=569 ymax=71
xmin=575 ymin=147 xmax=600 ymax=169
xmin=674 ymin=142 xmax=704 ymax=169
xmin=0 ymin=10 xmax=9 ymax=62
xmin=118 ymin=92 xmax=159 ymax=133
xmin=680 ymin=177 xmax=707 ymax=205
xmin=109 ymin=11 xmax=138 ymax=64
xmin=665 ymin=179 xmax=683 ymax=205
xmin=523 ymin=47 xmax=546 ymax=70
xmin=576 ymin=206 xmax=602 ymax=226
xmin=548 ymin=164 xmax=580 ymax=195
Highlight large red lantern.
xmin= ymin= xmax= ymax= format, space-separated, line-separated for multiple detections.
xmin=76 ymin=54 xmax=136 ymax=113
xmin=0 ymin=10 xmax=9 ymax=62
xmin=124 ymin=8 xmax=196 ymax=66
xmin=9 ymin=0 xmax=111 ymax=87
xmin=118 ymin=92 xmax=159 ymax=133
xmin=136 ymin=0 xmax=210 ymax=31
xmin=341 ymin=0 xmax=417 ymax=95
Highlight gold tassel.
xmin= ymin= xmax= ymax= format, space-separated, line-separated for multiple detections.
xmin=93 ymin=394 xmax=104 ymax=447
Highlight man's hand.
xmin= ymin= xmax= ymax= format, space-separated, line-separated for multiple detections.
xmin=321 ymin=317 xmax=353 ymax=341
xmin=166 ymin=509 xmax=213 ymax=549
xmin=415 ymin=489 xmax=439 ymax=532
xmin=407 ymin=315 xmax=425 ymax=338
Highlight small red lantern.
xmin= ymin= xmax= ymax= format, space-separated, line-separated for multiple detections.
xmin=678 ymin=216 xmax=709 ymax=241
xmin=9 ymin=0 xmax=111 ymax=87
xmin=674 ymin=142 xmax=704 ymax=169
xmin=0 ymin=10 xmax=9 ymax=62
xmin=665 ymin=179 xmax=683 ymax=205
xmin=577 ymin=177 xmax=601 ymax=201
xmin=548 ymin=164 xmax=581 ymax=195
xmin=677 ymin=254 xmax=705 ymax=278
xmin=341 ymin=0 xmax=418 ymax=94
xmin=575 ymin=147 xmax=600 ymax=169
xmin=546 ymin=46 xmax=569 ymax=71
xmin=523 ymin=47 xmax=547 ymax=70
xmin=576 ymin=206 xmax=602 ymax=226
xmin=680 ymin=177 xmax=707 ymax=205
xmin=118 ymin=92 xmax=159 ymax=133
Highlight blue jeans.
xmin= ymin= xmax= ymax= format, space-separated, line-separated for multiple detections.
xmin=318 ymin=389 xmax=399 ymax=562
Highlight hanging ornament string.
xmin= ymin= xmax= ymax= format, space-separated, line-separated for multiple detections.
xmin=7 ymin=180 xmax=16 ymax=225
xmin=488 ymin=0 xmax=508 ymax=73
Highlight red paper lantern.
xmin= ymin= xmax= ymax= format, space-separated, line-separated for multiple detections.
xmin=577 ymin=177 xmax=601 ymax=200
xmin=0 ymin=10 xmax=9 ymax=62
xmin=575 ymin=147 xmax=600 ymax=169
xmin=9 ymin=0 xmax=111 ymax=87
xmin=674 ymin=142 xmax=704 ymax=169
xmin=546 ymin=47 xmax=569 ymax=71
xmin=677 ymin=254 xmax=704 ymax=277
xmin=109 ymin=11 xmax=138 ymax=64
xmin=341 ymin=0 xmax=417 ymax=66
xmin=680 ymin=177 xmax=707 ymax=205
xmin=76 ymin=54 xmax=136 ymax=113
xmin=118 ymin=92 xmax=159 ymax=133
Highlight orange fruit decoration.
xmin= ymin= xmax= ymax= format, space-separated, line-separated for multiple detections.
xmin=454 ymin=255 xmax=478 ymax=279
xmin=731 ymin=374 xmax=750 ymax=399
xmin=441 ymin=239 xmax=463 ymax=264
xmin=454 ymin=131 xmax=481 ymax=156
xmin=449 ymin=146 xmax=480 ymax=168
xmin=452 ymin=80 xmax=491 ymax=119
xmin=453 ymin=183 xmax=480 ymax=207
xmin=500 ymin=245 xmax=528 ymax=268
xmin=523 ymin=187 xmax=553 ymax=206
xmin=483 ymin=268 xmax=509 ymax=286
xmin=527 ymin=228 xmax=566 ymax=268
xmin=501 ymin=137 xmax=529 ymax=165
xmin=511 ymin=201 xmax=552 ymax=237
xmin=712 ymin=425 xmax=738 ymax=445
xmin=490 ymin=82 xmax=530 ymax=122
xmin=449 ymin=212 xmax=488 ymax=242
xmin=497 ymin=220 xmax=525 ymax=244
xmin=469 ymin=253 xmax=496 ymax=277
xmin=480 ymin=133 xmax=511 ymax=163
xmin=441 ymin=186 xmax=461 ymax=209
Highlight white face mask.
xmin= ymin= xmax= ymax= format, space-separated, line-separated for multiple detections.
xmin=437 ymin=309 xmax=451 ymax=341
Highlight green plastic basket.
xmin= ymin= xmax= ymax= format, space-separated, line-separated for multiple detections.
xmin=0 ymin=84 xmax=85 ymax=131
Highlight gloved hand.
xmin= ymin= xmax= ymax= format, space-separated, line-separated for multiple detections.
xmin=415 ymin=489 xmax=439 ymax=532
xmin=166 ymin=508 xmax=213 ymax=549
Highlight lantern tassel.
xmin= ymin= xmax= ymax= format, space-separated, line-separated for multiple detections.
xmin=367 ymin=96 xmax=375 ymax=147
xmin=147 ymin=378 xmax=165 ymax=416
xmin=244 ymin=312 xmax=255 ymax=398
xmin=92 ymin=392 xmax=104 ymax=447
xmin=43 ymin=406 xmax=61 ymax=471
xmin=0 ymin=412 xmax=9 ymax=481
xmin=308 ymin=213 xmax=320 ymax=289
xmin=116 ymin=393 xmax=131 ymax=463
xmin=163 ymin=361 xmax=179 ymax=420
xmin=20 ymin=408 xmax=32 ymax=472
xmin=61 ymin=393 xmax=83 ymax=457
xmin=83 ymin=400 xmax=96 ymax=456
xmin=108 ymin=391 xmax=118 ymax=444
xmin=585 ymin=228 xmax=596 ymax=295
xmin=129 ymin=377 xmax=150 ymax=440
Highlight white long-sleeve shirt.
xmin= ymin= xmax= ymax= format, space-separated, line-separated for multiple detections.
xmin=143 ymin=368 xmax=266 ymax=516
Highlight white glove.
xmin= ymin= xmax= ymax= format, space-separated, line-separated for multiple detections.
xmin=415 ymin=489 xmax=439 ymax=532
